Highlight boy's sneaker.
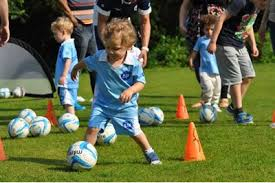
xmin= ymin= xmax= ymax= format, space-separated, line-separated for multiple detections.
xmin=234 ymin=112 xmax=253 ymax=125
xmin=212 ymin=103 xmax=222 ymax=112
xmin=77 ymin=96 xmax=85 ymax=102
xmin=75 ymin=102 xmax=86 ymax=111
xmin=226 ymin=105 xmax=234 ymax=116
xmin=144 ymin=151 xmax=162 ymax=165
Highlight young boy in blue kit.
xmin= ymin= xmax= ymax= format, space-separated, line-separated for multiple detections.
xmin=188 ymin=15 xmax=221 ymax=112
xmin=71 ymin=18 xmax=161 ymax=165
xmin=207 ymin=0 xmax=267 ymax=124
xmin=51 ymin=17 xmax=79 ymax=115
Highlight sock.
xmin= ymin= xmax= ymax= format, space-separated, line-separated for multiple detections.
xmin=234 ymin=107 xmax=243 ymax=115
xmin=145 ymin=147 xmax=154 ymax=154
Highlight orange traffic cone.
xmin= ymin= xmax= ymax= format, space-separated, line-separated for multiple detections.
xmin=45 ymin=99 xmax=58 ymax=126
xmin=176 ymin=94 xmax=189 ymax=119
xmin=184 ymin=122 xmax=205 ymax=161
xmin=0 ymin=138 xmax=7 ymax=161
xmin=270 ymin=111 xmax=275 ymax=128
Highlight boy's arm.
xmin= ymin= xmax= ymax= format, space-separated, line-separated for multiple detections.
xmin=120 ymin=82 xmax=144 ymax=103
xmin=71 ymin=60 xmax=86 ymax=81
xmin=179 ymin=0 xmax=191 ymax=35
xmin=247 ymin=28 xmax=259 ymax=57
xmin=59 ymin=58 xmax=72 ymax=85
xmin=57 ymin=0 xmax=78 ymax=26
xmin=188 ymin=51 xmax=197 ymax=70
xmin=208 ymin=10 xmax=231 ymax=53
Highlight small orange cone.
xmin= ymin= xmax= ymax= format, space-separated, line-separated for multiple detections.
xmin=0 ymin=138 xmax=7 ymax=161
xmin=184 ymin=122 xmax=205 ymax=161
xmin=176 ymin=94 xmax=189 ymax=119
xmin=270 ymin=111 xmax=275 ymax=128
xmin=45 ymin=99 xmax=58 ymax=126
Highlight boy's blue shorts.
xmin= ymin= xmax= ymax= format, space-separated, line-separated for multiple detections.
xmin=88 ymin=106 xmax=142 ymax=137
xmin=58 ymin=87 xmax=77 ymax=106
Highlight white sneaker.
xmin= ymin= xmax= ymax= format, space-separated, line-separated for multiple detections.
xmin=77 ymin=96 xmax=85 ymax=102
xmin=212 ymin=103 xmax=222 ymax=112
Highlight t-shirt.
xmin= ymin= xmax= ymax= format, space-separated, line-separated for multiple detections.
xmin=217 ymin=0 xmax=258 ymax=48
xmin=55 ymin=39 xmax=79 ymax=89
xmin=84 ymin=50 xmax=145 ymax=112
xmin=193 ymin=36 xmax=219 ymax=75
xmin=95 ymin=0 xmax=151 ymax=19
xmin=67 ymin=0 xmax=96 ymax=25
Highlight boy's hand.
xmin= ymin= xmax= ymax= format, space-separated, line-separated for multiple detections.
xmin=207 ymin=42 xmax=217 ymax=54
xmin=119 ymin=88 xmax=134 ymax=103
xmin=251 ymin=46 xmax=259 ymax=58
xmin=71 ymin=67 xmax=78 ymax=81
xmin=59 ymin=75 xmax=66 ymax=85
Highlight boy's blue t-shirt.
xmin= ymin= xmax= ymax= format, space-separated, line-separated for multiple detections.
xmin=55 ymin=39 xmax=79 ymax=89
xmin=217 ymin=0 xmax=258 ymax=48
xmin=193 ymin=35 xmax=219 ymax=75
xmin=84 ymin=50 xmax=146 ymax=112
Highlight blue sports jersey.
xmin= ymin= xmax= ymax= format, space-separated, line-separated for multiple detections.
xmin=84 ymin=50 xmax=145 ymax=115
xmin=193 ymin=36 xmax=219 ymax=75
xmin=55 ymin=39 xmax=79 ymax=89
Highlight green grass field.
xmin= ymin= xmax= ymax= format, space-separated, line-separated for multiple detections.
xmin=1 ymin=63 xmax=275 ymax=181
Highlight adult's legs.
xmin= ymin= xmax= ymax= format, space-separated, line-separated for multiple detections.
xmin=269 ymin=21 xmax=275 ymax=55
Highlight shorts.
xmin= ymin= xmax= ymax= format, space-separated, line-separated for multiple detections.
xmin=58 ymin=87 xmax=77 ymax=106
xmin=88 ymin=106 xmax=142 ymax=136
xmin=216 ymin=45 xmax=255 ymax=85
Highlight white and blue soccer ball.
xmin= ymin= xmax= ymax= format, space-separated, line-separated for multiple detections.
xmin=67 ymin=141 xmax=98 ymax=170
xmin=199 ymin=104 xmax=217 ymax=123
xmin=8 ymin=117 xmax=30 ymax=138
xmin=0 ymin=88 xmax=11 ymax=98
xmin=148 ymin=107 xmax=164 ymax=125
xmin=138 ymin=107 xmax=155 ymax=126
xmin=18 ymin=108 xmax=36 ymax=124
xmin=97 ymin=122 xmax=117 ymax=145
xmin=58 ymin=113 xmax=79 ymax=133
xmin=29 ymin=116 xmax=51 ymax=137
xmin=138 ymin=107 xmax=165 ymax=126
xmin=12 ymin=86 xmax=26 ymax=98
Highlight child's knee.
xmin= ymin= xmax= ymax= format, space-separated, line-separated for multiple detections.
xmin=242 ymin=77 xmax=253 ymax=84
xmin=86 ymin=127 xmax=99 ymax=136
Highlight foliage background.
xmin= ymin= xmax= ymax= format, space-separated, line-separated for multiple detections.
xmin=8 ymin=0 xmax=275 ymax=71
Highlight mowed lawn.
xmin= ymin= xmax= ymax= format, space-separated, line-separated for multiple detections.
xmin=0 ymin=63 xmax=275 ymax=181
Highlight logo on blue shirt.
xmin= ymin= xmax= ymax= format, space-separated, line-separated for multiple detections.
xmin=121 ymin=71 xmax=131 ymax=80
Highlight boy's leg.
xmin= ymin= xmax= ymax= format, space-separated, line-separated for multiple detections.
xmin=87 ymin=106 xmax=109 ymax=145
xmin=58 ymin=87 xmax=76 ymax=114
xmin=238 ymin=46 xmax=256 ymax=99
xmin=200 ymin=72 xmax=214 ymax=105
xmin=85 ymin=127 xmax=100 ymax=145
xmin=132 ymin=132 xmax=161 ymax=165
xmin=216 ymin=45 xmax=253 ymax=124
xmin=211 ymin=75 xmax=222 ymax=112
xmin=112 ymin=115 xmax=161 ymax=164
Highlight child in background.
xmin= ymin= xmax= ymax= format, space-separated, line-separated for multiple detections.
xmin=188 ymin=15 xmax=221 ymax=112
xmin=71 ymin=18 xmax=161 ymax=165
xmin=51 ymin=17 xmax=79 ymax=115
xmin=207 ymin=0 xmax=267 ymax=124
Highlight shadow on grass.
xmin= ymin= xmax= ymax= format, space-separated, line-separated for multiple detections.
xmin=9 ymin=156 xmax=66 ymax=166
xmin=140 ymin=94 xmax=199 ymax=99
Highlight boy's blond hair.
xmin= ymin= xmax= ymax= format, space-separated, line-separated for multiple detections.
xmin=102 ymin=18 xmax=137 ymax=48
xmin=51 ymin=16 xmax=74 ymax=34
xmin=201 ymin=14 xmax=218 ymax=28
